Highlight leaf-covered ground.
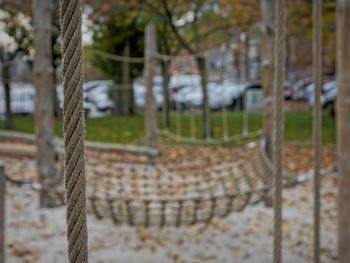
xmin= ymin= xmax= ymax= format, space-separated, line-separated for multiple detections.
xmin=2 ymin=144 xmax=338 ymax=263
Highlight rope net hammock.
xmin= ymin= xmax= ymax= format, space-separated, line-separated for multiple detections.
xmin=46 ymin=142 xmax=273 ymax=227
xmin=87 ymin=143 xmax=273 ymax=226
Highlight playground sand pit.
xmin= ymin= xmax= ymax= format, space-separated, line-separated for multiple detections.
xmin=1 ymin=145 xmax=337 ymax=263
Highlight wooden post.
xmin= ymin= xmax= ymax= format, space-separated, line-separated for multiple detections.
xmin=33 ymin=0 xmax=56 ymax=207
xmin=0 ymin=161 xmax=5 ymax=263
xmin=260 ymin=0 xmax=275 ymax=159
xmin=144 ymin=23 xmax=157 ymax=147
xmin=122 ymin=42 xmax=131 ymax=115
xmin=337 ymin=1 xmax=350 ymax=262
xmin=313 ymin=0 xmax=322 ymax=262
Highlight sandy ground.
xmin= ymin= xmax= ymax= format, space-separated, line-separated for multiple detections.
xmin=1 ymin=150 xmax=338 ymax=263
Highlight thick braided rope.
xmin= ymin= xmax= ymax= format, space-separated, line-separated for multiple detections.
xmin=313 ymin=0 xmax=322 ymax=262
xmin=272 ymin=1 xmax=286 ymax=263
xmin=60 ymin=0 xmax=88 ymax=262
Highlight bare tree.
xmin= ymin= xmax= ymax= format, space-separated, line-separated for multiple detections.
xmin=33 ymin=0 xmax=56 ymax=207
xmin=337 ymin=0 xmax=350 ymax=262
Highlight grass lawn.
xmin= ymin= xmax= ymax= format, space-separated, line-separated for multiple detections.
xmin=0 ymin=110 xmax=336 ymax=145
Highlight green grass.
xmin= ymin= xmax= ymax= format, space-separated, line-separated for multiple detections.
xmin=0 ymin=110 xmax=336 ymax=145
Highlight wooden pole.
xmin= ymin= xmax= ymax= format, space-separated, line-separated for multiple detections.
xmin=144 ymin=23 xmax=157 ymax=147
xmin=312 ymin=0 xmax=322 ymax=262
xmin=0 ymin=161 xmax=5 ymax=263
xmin=33 ymin=0 xmax=56 ymax=207
xmin=260 ymin=0 xmax=275 ymax=158
xmin=337 ymin=1 xmax=350 ymax=262
xmin=122 ymin=42 xmax=131 ymax=115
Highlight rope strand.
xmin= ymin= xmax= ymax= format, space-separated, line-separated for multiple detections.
xmin=60 ymin=0 xmax=88 ymax=262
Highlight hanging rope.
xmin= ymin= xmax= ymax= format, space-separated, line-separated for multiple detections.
xmin=272 ymin=1 xmax=286 ymax=263
xmin=313 ymin=0 xmax=322 ymax=262
xmin=90 ymin=48 xmax=145 ymax=64
xmin=60 ymin=0 xmax=88 ymax=262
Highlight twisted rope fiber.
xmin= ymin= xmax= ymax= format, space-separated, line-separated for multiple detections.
xmin=273 ymin=1 xmax=286 ymax=263
xmin=60 ymin=0 xmax=88 ymax=262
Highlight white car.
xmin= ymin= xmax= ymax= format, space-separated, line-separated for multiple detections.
xmin=170 ymin=80 xmax=245 ymax=110
xmin=209 ymin=81 xmax=244 ymax=110
xmin=169 ymin=74 xmax=201 ymax=90
xmin=307 ymin=80 xmax=337 ymax=108
xmin=133 ymin=76 xmax=164 ymax=111
xmin=0 ymin=83 xmax=35 ymax=116
xmin=171 ymin=84 xmax=203 ymax=109
xmin=83 ymin=80 xmax=114 ymax=112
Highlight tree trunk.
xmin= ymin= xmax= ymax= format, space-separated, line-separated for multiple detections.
xmin=337 ymin=1 xmax=350 ymax=262
xmin=2 ymin=64 xmax=12 ymax=130
xmin=33 ymin=0 xmax=56 ymax=207
xmin=162 ymin=60 xmax=170 ymax=129
xmin=122 ymin=42 xmax=131 ymax=115
xmin=260 ymin=0 xmax=275 ymax=159
xmin=144 ymin=23 xmax=157 ymax=147
xmin=197 ymin=56 xmax=212 ymax=140
xmin=52 ymin=60 xmax=61 ymax=117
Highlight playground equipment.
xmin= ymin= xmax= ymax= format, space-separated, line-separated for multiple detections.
xmin=2 ymin=1 xmax=350 ymax=263
xmin=59 ymin=0 xmax=288 ymax=262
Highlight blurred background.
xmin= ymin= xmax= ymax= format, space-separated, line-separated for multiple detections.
xmin=0 ymin=0 xmax=337 ymax=145
xmin=0 ymin=1 xmax=345 ymax=262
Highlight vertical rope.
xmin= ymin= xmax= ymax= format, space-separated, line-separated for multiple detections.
xmin=273 ymin=1 xmax=286 ymax=263
xmin=313 ymin=0 xmax=322 ymax=262
xmin=60 ymin=0 xmax=88 ymax=262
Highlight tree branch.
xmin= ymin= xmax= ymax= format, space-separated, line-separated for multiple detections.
xmin=161 ymin=0 xmax=194 ymax=54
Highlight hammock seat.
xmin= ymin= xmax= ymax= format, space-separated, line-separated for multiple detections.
xmin=86 ymin=143 xmax=273 ymax=227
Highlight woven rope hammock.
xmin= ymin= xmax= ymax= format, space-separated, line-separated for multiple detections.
xmin=87 ymin=144 xmax=273 ymax=226
xmin=48 ymin=143 xmax=274 ymax=227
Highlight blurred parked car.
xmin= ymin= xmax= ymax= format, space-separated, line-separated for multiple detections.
xmin=133 ymin=76 xmax=164 ymax=111
xmin=284 ymin=81 xmax=294 ymax=100
xmin=83 ymin=80 xmax=114 ymax=112
xmin=307 ymin=80 xmax=337 ymax=115
xmin=169 ymin=74 xmax=201 ymax=91
xmin=209 ymin=81 xmax=245 ymax=110
xmin=322 ymin=81 xmax=337 ymax=116
xmin=170 ymin=80 xmax=245 ymax=111
xmin=291 ymin=78 xmax=312 ymax=101
xmin=0 ymin=83 xmax=35 ymax=116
